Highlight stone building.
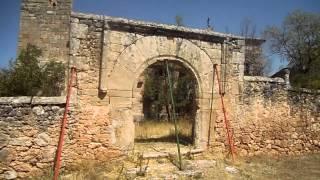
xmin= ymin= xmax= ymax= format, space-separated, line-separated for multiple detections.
xmin=0 ymin=0 xmax=319 ymax=178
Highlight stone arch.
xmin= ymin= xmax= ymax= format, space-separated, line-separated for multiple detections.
xmin=107 ymin=36 xmax=214 ymax=150
xmin=132 ymin=55 xmax=204 ymax=98
xmin=107 ymin=36 xmax=214 ymax=92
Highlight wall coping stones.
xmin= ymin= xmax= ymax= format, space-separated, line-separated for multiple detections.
xmin=244 ymin=76 xmax=320 ymax=94
xmin=244 ymin=76 xmax=285 ymax=83
xmin=71 ymin=12 xmax=265 ymax=43
xmin=0 ymin=96 xmax=66 ymax=105
xmin=0 ymin=96 xmax=32 ymax=104
xmin=288 ymin=88 xmax=320 ymax=94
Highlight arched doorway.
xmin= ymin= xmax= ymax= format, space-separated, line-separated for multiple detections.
xmin=106 ymin=36 xmax=214 ymax=151
xmin=133 ymin=59 xmax=199 ymax=149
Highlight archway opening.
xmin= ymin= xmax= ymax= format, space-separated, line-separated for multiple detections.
xmin=134 ymin=60 xmax=198 ymax=147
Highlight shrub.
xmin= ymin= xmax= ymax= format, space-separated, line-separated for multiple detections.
xmin=0 ymin=44 xmax=65 ymax=96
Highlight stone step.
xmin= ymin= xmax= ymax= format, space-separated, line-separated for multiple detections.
xmin=142 ymin=149 xmax=204 ymax=159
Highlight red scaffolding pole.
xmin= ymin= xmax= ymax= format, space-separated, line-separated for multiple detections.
xmin=53 ymin=67 xmax=76 ymax=180
xmin=213 ymin=64 xmax=236 ymax=161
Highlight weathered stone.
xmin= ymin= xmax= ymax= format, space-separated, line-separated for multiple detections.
xmin=9 ymin=137 xmax=32 ymax=147
xmin=176 ymin=170 xmax=204 ymax=178
xmin=71 ymin=23 xmax=88 ymax=39
xmin=12 ymin=162 xmax=33 ymax=172
xmin=4 ymin=170 xmax=17 ymax=180
xmin=32 ymin=97 xmax=66 ymax=105
xmin=88 ymin=142 xmax=102 ymax=149
xmin=34 ymin=133 xmax=50 ymax=147
xmin=35 ymin=163 xmax=49 ymax=169
xmin=225 ymin=166 xmax=239 ymax=174
xmin=0 ymin=97 xmax=32 ymax=104
xmin=32 ymin=106 xmax=44 ymax=116
xmin=0 ymin=149 xmax=9 ymax=162
xmin=70 ymin=38 xmax=80 ymax=55
xmin=125 ymin=168 xmax=137 ymax=179
xmin=291 ymin=132 xmax=298 ymax=139
xmin=240 ymin=135 xmax=251 ymax=144
xmin=40 ymin=146 xmax=56 ymax=162
xmin=0 ymin=134 xmax=9 ymax=149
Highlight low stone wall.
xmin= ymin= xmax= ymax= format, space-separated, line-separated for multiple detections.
xmin=0 ymin=96 xmax=123 ymax=179
xmin=233 ymin=76 xmax=320 ymax=156
xmin=1 ymin=78 xmax=319 ymax=178
xmin=0 ymin=97 xmax=66 ymax=179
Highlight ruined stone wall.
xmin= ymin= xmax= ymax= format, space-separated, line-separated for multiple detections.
xmin=232 ymin=77 xmax=320 ymax=156
xmin=0 ymin=96 xmax=121 ymax=179
xmin=0 ymin=97 xmax=66 ymax=179
xmin=13 ymin=1 xmax=320 ymax=178
xmin=18 ymin=0 xmax=72 ymax=64
xmin=0 ymin=97 xmax=123 ymax=179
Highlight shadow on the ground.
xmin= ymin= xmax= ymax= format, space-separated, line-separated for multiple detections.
xmin=135 ymin=134 xmax=193 ymax=146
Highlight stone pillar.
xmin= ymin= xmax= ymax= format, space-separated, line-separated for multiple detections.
xmin=99 ymin=23 xmax=108 ymax=93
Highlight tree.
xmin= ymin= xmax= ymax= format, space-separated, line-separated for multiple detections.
xmin=175 ymin=15 xmax=184 ymax=26
xmin=240 ymin=17 xmax=268 ymax=76
xmin=0 ymin=44 xmax=65 ymax=96
xmin=264 ymin=10 xmax=320 ymax=89
xmin=142 ymin=62 xmax=196 ymax=120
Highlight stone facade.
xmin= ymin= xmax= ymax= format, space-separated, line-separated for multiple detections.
xmin=68 ymin=12 xmax=246 ymax=151
xmin=0 ymin=0 xmax=319 ymax=178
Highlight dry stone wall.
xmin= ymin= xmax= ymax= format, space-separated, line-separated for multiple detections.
xmin=232 ymin=77 xmax=320 ymax=156
xmin=10 ymin=0 xmax=320 ymax=178
xmin=0 ymin=97 xmax=66 ymax=179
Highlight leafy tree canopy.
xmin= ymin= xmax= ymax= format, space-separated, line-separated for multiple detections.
xmin=264 ymin=10 xmax=320 ymax=89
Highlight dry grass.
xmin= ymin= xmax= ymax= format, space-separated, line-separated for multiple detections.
xmin=135 ymin=118 xmax=193 ymax=144
xmin=33 ymin=153 xmax=320 ymax=180
xmin=202 ymin=153 xmax=320 ymax=180
xmin=32 ymin=160 xmax=125 ymax=180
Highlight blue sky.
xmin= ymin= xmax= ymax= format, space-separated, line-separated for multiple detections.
xmin=0 ymin=0 xmax=319 ymax=74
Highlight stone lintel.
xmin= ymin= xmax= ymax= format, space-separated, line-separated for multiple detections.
xmin=71 ymin=12 xmax=264 ymax=43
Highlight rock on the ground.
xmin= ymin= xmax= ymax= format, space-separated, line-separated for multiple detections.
xmin=175 ymin=170 xmax=203 ymax=178
xmin=225 ymin=166 xmax=239 ymax=174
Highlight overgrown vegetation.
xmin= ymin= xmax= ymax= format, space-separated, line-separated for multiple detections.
xmin=138 ymin=61 xmax=196 ymax=144
xmin=264 ymin=10 xmax=320 ymax=89
xmin=0 ymin=44 xmax=65 ymax=96
xmin=143 ymin=62 xmax=197 ymax=120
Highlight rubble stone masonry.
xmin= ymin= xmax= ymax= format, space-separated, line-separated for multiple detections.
xmin=234 ymin=77 xmax=320 ymax=156
xmin=0 ymin=0 xmax=319 ymax=178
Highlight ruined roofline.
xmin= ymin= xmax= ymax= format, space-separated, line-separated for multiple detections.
xmin=71 ymin=12 xmax=265 ymax=43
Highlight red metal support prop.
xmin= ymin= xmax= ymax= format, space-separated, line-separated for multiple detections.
xmin=213 ymin=64 xmax=236 ymax=161
xmin=53 ymin=67 xmax=76 ymax=180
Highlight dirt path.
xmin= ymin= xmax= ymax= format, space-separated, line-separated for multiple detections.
xmin=54 ymin=151 xmax=320 ymax=180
